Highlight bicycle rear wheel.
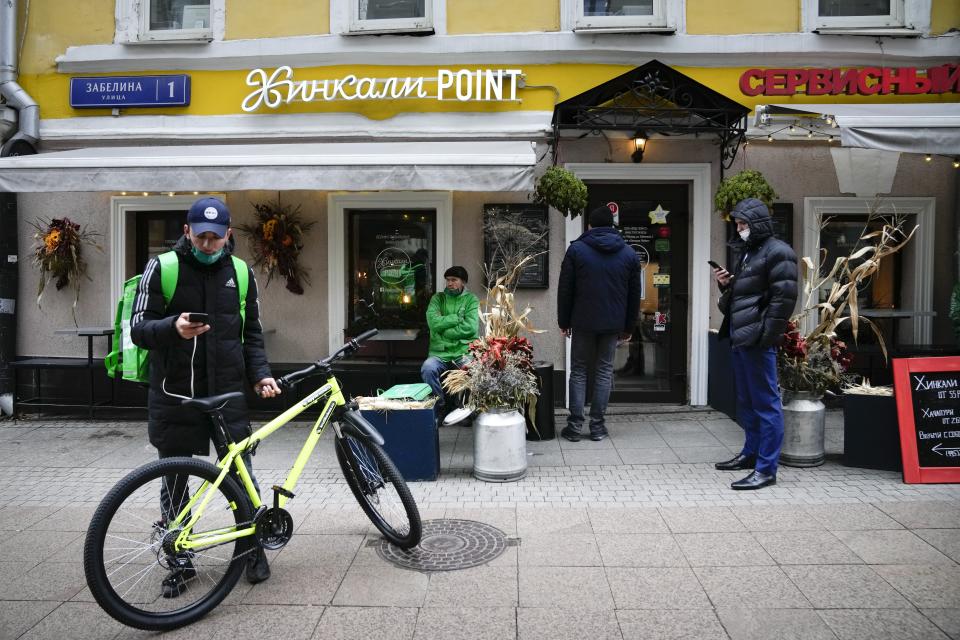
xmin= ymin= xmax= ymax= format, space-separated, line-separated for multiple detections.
xmin=84 ymin=457 xmax=255 ymax=631
xmin=335 ymin=432 xmax=422 ymax=548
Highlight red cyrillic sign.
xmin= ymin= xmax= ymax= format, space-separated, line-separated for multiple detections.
xmin=739 ymin=64 xmax=960 ymax=96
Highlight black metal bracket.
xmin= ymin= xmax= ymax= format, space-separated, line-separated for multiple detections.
xmin=551 ymin=60 xmax=749 ymax=170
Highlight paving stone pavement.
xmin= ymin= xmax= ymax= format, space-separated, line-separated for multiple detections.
xmin=0 ymin=410 xmax=958 ymax=639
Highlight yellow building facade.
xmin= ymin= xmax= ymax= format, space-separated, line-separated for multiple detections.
xmin=3 ymin=0 xmax=959 ymax=409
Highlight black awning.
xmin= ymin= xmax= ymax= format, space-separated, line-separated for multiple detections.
xmin=553 ymin=60 xmax=749 ymax=167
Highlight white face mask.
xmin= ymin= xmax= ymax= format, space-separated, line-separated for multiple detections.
xmin=738 ymin=228 xmax=751 ymax=242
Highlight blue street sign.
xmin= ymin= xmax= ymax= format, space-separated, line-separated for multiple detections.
xmin=69 ymin=75 xmax=191 ymax=108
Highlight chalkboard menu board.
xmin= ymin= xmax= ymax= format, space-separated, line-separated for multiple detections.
xmin=482 ymin=203 xmax=549 ymax=289
xmin=892 ymin=356 xmax=960 ymax=484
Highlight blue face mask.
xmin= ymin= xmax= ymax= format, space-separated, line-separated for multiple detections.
xmin=191 ymin=246 xmax=223 ymax=265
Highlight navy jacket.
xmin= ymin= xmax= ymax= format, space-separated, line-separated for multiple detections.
xmin=557 ymin=226 xmax=641 ymax=334
xmin=132 ymin=235 xmax=272 ymax=455
xmin=718 ymin=198 xmax=799 ymax=348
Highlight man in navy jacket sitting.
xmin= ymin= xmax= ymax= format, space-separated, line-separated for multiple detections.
xmin=557 ymin=205 xmax=641 ymax=442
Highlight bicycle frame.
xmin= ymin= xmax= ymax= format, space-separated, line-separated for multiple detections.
xmin=172 ymin=376 xmax=347 ymax=553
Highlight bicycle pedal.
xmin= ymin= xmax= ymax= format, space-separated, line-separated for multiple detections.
xmin=271 ymin=485 xmax=295 ymax=499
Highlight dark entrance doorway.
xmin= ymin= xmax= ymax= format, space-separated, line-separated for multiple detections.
xmin=135 ymin=210 xmax=186 ymax=272
xmin=584 ymin=182 xmax=689 ymax=403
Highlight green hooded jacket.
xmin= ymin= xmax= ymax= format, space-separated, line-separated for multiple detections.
xmin=426 ymin=289 xmax=480 ymax=361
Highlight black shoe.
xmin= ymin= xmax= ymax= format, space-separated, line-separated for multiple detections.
xmin=731 ymin=470 xmax=776 ymax=490
xmin=161 ymin=555 xmax=196 ymax=598
xmin=246 ymin=546 xmax=271 ymax=584
xmin=589 ymin=425 xmax=608 ymax=441
xmin=561 ymin=425 xmax=582 ymax=442
xmin=715 ymin=454 xmax=756 ymax=471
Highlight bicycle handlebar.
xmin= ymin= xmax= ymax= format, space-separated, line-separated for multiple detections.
xmin=277 ymin=328 xmax=379 ymax=388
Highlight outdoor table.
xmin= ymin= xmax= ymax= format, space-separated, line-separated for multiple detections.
xmin=855 ymin=309 xmax=937 ymax=350
xmin=369 ymin=328 xmax=420 ymax=387
xmin=53 ymin=326 xmax=115 ymax=417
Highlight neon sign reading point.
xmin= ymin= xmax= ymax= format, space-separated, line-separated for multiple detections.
xmin=242 ymin=66 xmax=523 ymax=111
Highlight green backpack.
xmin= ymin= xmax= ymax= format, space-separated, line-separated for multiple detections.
xmin=105 ymin=251 xmax=249 ymax=383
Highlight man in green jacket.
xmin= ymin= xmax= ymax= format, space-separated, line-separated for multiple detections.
xmin=421 ymin=266 xmax=480 ymax=422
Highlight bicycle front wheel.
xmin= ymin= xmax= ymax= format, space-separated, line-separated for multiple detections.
xmin=336 ymin=432 xmax=422 ymax=548
xmin=84 ymin=457 xmax=255 ymax=631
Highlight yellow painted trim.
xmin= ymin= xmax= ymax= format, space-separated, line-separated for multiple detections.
xmin=226 ymin=0 xmax=330 ymax=39
xmin=447 ymin=0 xmax=560 ymax=34
xmin=931 ymin=0 xmax=960 ymax=35
xmin=23 ymin=64 xmax=960 ymax=121
xmin=686 ymin=0 xmax=799 ymax=34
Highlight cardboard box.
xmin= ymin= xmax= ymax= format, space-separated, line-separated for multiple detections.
xmin=361 ymin=408 xmax=439 ymax=481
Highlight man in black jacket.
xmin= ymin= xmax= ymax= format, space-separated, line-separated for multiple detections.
xmin=558 ymin=205 xmax=641 ymax=442
xmin=713 ymin=198 xmax=798 ymax=490
xmin=132 ymin=197 xmax=281 ymax=595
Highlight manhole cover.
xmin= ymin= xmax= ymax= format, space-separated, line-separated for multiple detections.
xmin=377 ymin=519 xmax=508 ymax=571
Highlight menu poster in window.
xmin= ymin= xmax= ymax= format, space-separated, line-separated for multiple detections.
xmin=892 ymin=356 xmax=960 ymax=484
xmin=482 ymin=204 xmax=549 ymax=289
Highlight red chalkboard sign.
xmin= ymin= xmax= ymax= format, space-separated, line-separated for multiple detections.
xmin=892 ymin=356 xmax=960 ymax=484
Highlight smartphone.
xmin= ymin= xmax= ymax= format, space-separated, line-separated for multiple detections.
xmin=707 ymin=260 xmax=725 ymax=271
xmin=187 ymin=312 xmax=210 ymax=325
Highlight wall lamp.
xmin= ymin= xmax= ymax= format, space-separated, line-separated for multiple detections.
xmin=632 ymin=132 xmax=647 ymax=163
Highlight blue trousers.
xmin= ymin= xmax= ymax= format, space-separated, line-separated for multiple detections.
xmin=421 ymin=355 xmax=470 ymax=416
xmin=731 ymin=345 xmax=784 ymax=476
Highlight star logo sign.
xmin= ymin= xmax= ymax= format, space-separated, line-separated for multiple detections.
xmin=648 ymin=205 xmax=669 ymax=224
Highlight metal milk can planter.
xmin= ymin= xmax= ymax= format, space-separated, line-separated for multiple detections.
xmin=780 ymin=389 xmax=826 ymax=467
xmin=473 ymin=407 xmax=527 ymax=482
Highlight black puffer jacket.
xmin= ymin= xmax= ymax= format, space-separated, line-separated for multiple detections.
xmin=131 ymin=235 xmax=272 ymax=455
xmin=719 ymin=198 xmax=799 ymax=348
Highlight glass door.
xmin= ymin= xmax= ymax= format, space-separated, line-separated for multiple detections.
xmin=585 ymin=183 xmax=689 ymax=403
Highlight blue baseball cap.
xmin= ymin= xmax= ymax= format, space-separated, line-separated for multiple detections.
xmin=187 ymin=197 xmax=231 ymax=237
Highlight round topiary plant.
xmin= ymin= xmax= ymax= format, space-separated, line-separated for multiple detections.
xmin=714 ymin=169 xmax=778 ymax=220
xmin=533 ymin=166 xmax=588 ymax=218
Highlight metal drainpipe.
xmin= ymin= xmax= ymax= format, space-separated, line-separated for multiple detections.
xmin=0 ymin=0 xmax=39 ymax=415
xmin=1 ymin=0 xmax=40 ymax=156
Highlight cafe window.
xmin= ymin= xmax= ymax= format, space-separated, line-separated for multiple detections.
xmin=813 ymin=0 xmax=905 ymax=29
xmin=347 ymin=0 xmax=434 ymax=34
xmin=570 ymin=0 xmax=671 ymax=31
xmin=819 ymin=215 xmax=904 ymax=344
xmin=347 ymin=209 xmax=436 ymax=336
xmin=117 ymin=0 xmax=222 ymax=42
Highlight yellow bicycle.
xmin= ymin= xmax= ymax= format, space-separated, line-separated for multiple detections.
xmin=83 ymin=329 xmax=421 ymax=630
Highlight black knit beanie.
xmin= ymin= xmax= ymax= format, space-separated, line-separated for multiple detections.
xmin=588 ymin=205 xmax=615 ymax=228
xmin=444 ymin=266 xmax=469 ymax=283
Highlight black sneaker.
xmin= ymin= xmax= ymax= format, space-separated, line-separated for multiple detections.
xmin=589 ymin=425 xmax=609 ymax=441
xmin=246 ymin=546 xmax=271 ymax=584
xmin=161 ymin=555 xmax=196 ymax=599
xmin=560 ymin=425 xmax=582 ymax=442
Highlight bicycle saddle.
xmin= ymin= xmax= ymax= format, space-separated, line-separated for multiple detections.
xmin=181 ymin=391 xmax=244 ymax=412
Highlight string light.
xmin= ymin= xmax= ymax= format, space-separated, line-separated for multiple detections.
xmin=789 ymin=124 xmax=796 ymax=132
xmin=953 ymin=159 xmax=960 ymax=169
xmin=120 ymin=191 xmax=127 ymax=196
xmin=767 ymin=134 xmax=774 ymax=142
xmin=925 ymin=154 xmax=932 ymax=162
xmin=807 ymin=130 xmax=814 ymax=139
xmin=828 ymin=136 xmax=834 ymax=143
xmin=142 ymin=192 xmax=149 ymax=196
xmin=193 ymin=191 xmax=199 ymax=195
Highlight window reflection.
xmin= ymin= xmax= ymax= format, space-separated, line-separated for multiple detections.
xmin=149 ymin=0 xmax=210 ymax=30
xmin=347 ymin=210 xmax=435 ymax=336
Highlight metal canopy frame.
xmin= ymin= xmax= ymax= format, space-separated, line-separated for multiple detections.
xmin=552 ymin=60 xmax=750 ymax=169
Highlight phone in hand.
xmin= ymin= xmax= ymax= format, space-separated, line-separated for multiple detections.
xmin=707 ymin=260 xmax=725 ymax=272
xmin=187 ymin=312 xmax=210 ymax=325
